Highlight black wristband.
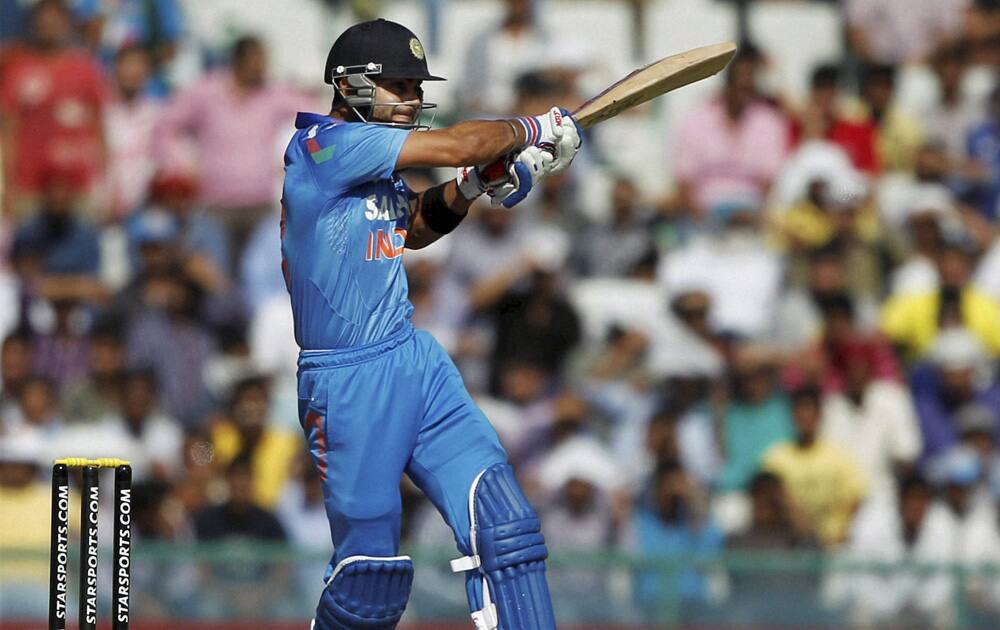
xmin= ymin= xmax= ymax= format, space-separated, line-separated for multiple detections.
xmin=421 ymin=183 xmax=466 ymax=235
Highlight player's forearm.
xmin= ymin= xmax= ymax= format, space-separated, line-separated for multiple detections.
xmin=397 ymin=119 xmax=524 ymax=169
xmin=406 ymin=181 xmax=472 ymax=249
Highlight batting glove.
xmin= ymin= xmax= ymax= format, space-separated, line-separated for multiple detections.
xmin=455 ymin=145 xmax=554 ymax=207
xmin=512 ymin=106 xmax=582 ymax=176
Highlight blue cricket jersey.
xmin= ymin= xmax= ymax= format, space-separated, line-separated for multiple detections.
xmin=281 ymin=112 xmax=415 ymax=350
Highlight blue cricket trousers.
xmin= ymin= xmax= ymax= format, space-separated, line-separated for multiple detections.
xmin=296 ymin=323 xmax=507 ymax=579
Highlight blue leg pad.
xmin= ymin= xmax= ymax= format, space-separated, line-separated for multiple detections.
xmin=454 ymin=463 xmax=556 ymax=629
xmin=314 ymin=555 xmax=413 ymax=630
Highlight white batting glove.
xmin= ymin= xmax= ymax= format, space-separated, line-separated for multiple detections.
xmin=455 ymin=146 xmax=554 ymax=207
xmin=550 ymin=110 xmax=582 ymax=174
xmin=493 ymin=145 xmax=554 ymax=207
xmin=512 ymin=107 xmax=582 ymax=175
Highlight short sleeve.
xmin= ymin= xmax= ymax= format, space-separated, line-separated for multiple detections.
xmin=307 ymin=123 xmax=410 ymax=192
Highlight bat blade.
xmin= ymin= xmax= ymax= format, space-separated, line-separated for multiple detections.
xmin=573 ymin=42 xmax=738 ymax=129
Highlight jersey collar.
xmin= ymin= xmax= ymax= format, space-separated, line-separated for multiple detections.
xmin=295 ymin=112 xmax=339 ymax=129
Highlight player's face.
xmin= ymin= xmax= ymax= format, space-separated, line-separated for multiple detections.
xmin=371 ymin=78 xmax=423 ymax=125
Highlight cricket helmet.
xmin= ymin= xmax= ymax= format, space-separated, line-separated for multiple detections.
xmin=325 ymin=19 xmax=442 ymax=128
xmin=325 ymin=18 xmax=445 ymax=84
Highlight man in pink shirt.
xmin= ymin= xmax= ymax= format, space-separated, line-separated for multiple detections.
xmin=672 ymin=46 xmax=790 ymax=218
xmin=156 ymin=35 xmax=318 ymax=261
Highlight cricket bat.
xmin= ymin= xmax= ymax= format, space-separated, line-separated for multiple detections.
xmin=572 ymin=42 xmax=738 ymax=128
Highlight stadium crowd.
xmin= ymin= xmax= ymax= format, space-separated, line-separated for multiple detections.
xmin=1 ymin=0 xmax=1000 ymax=627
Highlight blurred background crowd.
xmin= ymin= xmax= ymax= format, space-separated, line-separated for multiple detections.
xmin=2 ymin=0 xmax=1000 ymax=628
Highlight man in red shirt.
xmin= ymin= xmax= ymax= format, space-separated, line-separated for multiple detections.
xmin=0 ymin=0 xmax=107 ymax=213
xmin=792 ymin=64 xmax=879 ymax=174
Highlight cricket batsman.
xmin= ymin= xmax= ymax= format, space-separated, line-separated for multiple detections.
xmin=281 ymin=18 xmax=582 ymax=630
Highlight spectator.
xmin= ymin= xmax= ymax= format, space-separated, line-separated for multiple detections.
xmin=725 ymin=471 xmax=824 ymax=625
xmin=125 ymin=267 xmax=216 ymax=426
xmin=488 ymin=257 xmax=581 ymax=395
xmin=118 ymin=205 xmax=233 ymax=322
xmin=88 ymin=0 xmax=184 ymax=95
xmin=12 ymin=165 xmax=105 ymax=304
xmin=30 ymin=298 xmax=90 ymax=388
xmin=820 ymin=337 xmax=921 ymax=501
xmin=930 ymin=445 xmax=995 ymax=529
xmin=624 ymin=462 xmax=724 ymax=619
xmin=729 ymin=471 xmax=817 ymax=550
xmin=193 ymin=455 xmax=286 ymax=544
xmin=446 ymin=204 xmax=531 ymax=316
xmin=104 ymin=46 xmax=163 ymax=219
xmin=579 ymin=177 xmax=654 ymax=277
xmin=763 ymin=387 xmax=867 ymax=547
xmin=61 ymin=321 xmax=125 ymax=424
xmin=238 ymin=206 xmax=285 ymax=317
xmin=882 ymin=243 xmax=1000 ymax=360
xmin=571 ymin=247 xmax=723 ymax=381
xmin=128 ymin=180 xmax=231 ymax=299
xmin=128 ymin=479 xmax=198 ymax=616
xmin=945 ymin=404 xmax=1000 ymax=497
xmin=210 ymin=376 xmax=299 ymax=509
xmin=541 ymin=474 xmax=617 ymax=623
xmin=276 ymin=458 xmax=331 ymax=614
xmin=845 ymin=0 xmax=967 ymax=65
xmin=924 ymin=44 xmax=984 ymax=162
xmin=193 ymin=455 xmax=288 ymax=618
xmin=810 ymin=296 xmax=902 ymax=393
xmin=968 ymin=85 xmax=1000 ymax=221
xmin=517 ymin=391 xmax=600 ymax=478
xmin=857 ymin=64 xmax=924 ymax=173
xmin=402 ymin=235 xmax=463 ymax=356
xmin=879 ymin=143 xmax=966 ymax=241
xmin=771 ymin=246 xmax=880 ymax=350
xmin=155 ymin=35 xmax=315 ymax=263
xmin=965 ymin=0 xmax=1000 ymax=65
xmin=2 ymin=376 xmax=64 ymax=450
xmin=717 ymin=346 xmax=793 ymax=491
xmin=460 ymin=0 xmax=554 ymax=116
xmin=0 ymin=432 xmax=69 ymax=618
xmin=61 ymin=368 xmax=184 ymax=481
xmin=0 ymin=0 xmax=100 ymax=45
xmin=910 ymin=329 xmax=1000 ymax=463
xmin=887 ymin=180 xmax=962 ymax=296
xmin=0 ymin=0 xmax=107 ymax=211
xmin=672 ymin=45 xmax=790 ymax=216
xmin=444 ymin=203 xmax=532 ymax=389
xmin=771 ymin=244 xmax=881 ymax=352
xmin=769 ymin=168 xmax=878 ymax=266
xmin=0 ymin=330 xmax=34 ymax=420
xmin=844 ymin=475 xmax=958 ymax=628
xmin=791 ymin=64 xmax=878 ymax=173
xmin=637 ymin=402 xmax=721 ymax=490
xmin=659 ymin=205 xmax=784 ymax=339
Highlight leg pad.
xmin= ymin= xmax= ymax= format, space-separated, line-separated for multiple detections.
xmin=452 ymin=463 xmax=556 ymax=630
xmin=314 ymin=555 xmax=413 ymax=630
